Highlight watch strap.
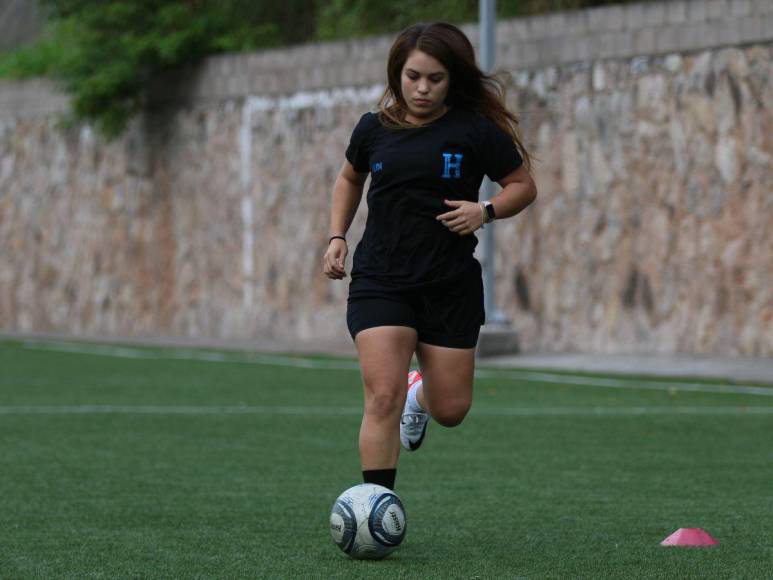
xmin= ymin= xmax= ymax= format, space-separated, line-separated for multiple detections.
xmin=484 ymin=201 xmax=496 ymax=222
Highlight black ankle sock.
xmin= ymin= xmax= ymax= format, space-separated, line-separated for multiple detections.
xmin=362 ymin=468 xmax=397 ymax=490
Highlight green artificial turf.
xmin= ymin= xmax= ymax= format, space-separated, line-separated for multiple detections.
xmin=0 ymin=339 xmax=771 ymax=578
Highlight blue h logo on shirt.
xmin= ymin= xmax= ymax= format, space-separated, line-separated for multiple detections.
xmin=372 ymin=162 xmax=383 ymax=173
xmin=442 ymin=153 xmax=463 ymax=178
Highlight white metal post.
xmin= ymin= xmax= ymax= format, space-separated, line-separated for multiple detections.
xmin=479 ymin=0 xmax=506 ymax=324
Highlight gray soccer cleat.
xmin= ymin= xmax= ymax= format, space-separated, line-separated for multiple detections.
xmin=400 ymin=370 xmax=429 ymax=451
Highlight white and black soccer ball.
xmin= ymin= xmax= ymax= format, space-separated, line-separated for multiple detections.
xmin=329 ymin=483 xmax=406 ymax=560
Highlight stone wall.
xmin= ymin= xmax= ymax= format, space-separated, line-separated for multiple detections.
xmin=0 ymin=0 xmax=771 ymax=355
xmin=500 ymin=47 xmax=771 ymax=355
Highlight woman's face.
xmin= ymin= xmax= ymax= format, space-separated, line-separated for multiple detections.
xmin=400 ymin=49 xmax=450 ymax=124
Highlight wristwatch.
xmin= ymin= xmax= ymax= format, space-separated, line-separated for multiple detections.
xmin=482 ymin=200 xmax=496 ymax=223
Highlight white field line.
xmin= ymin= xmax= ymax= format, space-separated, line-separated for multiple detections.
xmin=0 ymin=405 xmax=772 ymax=417
xmin=16 ymin=340 xmax=773 ymax=397
xmin=19 ymin=341 xmax=361 ymax=369
xmin=473 ymin=369 xmax=773 ymax=397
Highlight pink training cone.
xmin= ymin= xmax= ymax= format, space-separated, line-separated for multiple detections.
xmin=660 ymin=528 xmax=719 ymax=547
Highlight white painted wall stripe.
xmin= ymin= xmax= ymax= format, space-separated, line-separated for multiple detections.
xmin=239 ymin=97 xmax=259 ymax=310
xmin=243 ymin=86 xmax=384 ymax=112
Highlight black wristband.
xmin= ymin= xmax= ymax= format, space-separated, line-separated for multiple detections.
xmin=485 ymin=201 xmax=496 ymax=222
xmin=329 ymin=236 xmax=346 ymax=245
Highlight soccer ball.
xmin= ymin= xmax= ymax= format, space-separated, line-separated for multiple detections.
xmin=330 ymin=483 xmax=406 ymax=560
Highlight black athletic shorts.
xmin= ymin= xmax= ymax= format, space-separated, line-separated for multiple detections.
xmin=346 ymin=267 xmax=485 ymax=349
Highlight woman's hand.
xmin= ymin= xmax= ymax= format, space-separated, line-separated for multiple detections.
xmin=323 ymin=238 xmax=348 ymax=279
xmin=436 ymin=199 xmax=484 ymax=235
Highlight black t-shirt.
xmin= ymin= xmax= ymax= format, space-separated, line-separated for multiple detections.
xmin=345 ymin=107 xmax=523 ymax=294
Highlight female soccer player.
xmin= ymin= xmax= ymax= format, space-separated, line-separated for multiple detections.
xmin=323 ymin=22 xmax=537 ymax=491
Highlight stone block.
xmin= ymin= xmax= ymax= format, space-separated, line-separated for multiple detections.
xmin=340 ymin=64 xmax=357 ymax=86
xmin=281 ymin=48 xmax=299 ymax=69
xmin=625 ymin=3 xmax=645 ymax=29
xmin=578 ymin=35 xmax=595 ymax=62
xmin=588 ymin=6 xmax=611 ymax=31
xmin=372 ymin=45 xmax=390 ymax=65
xmin=644 ymin=2 xmax=667 ymax=26
xmin=507 ymin=19 xmax=531 ymax=41
xmin=752 ymin=0 xmax=773 ymax=14
xmin=357 ymin=40 xmax=379 ymax=62
xmin=242 ymin=53 xmax=261 ymax=74
xmin=528 ymin=15 xmax=549 ymax=39
xmin=688 ymin=0 xmax=708 ymax=21
xmin=225 ymin=55 xmax=240 ymax=77
xmin=302 ymin=46 xmax=320 ymax=69
xmin=666 ymin=1 xmax=689 ymax=24
xmin=225 ymin=76 xmax=239 ymax=99
xmin=607 ymin=5 xmax=626 ymax=30
xmin=497 ymin=18 xmax=515 ymax=40
xmin=655 ymin=26 xmax=681 ymax=54
xmin=274 ymin=72 xmax=291 ymax=94
xmin=518 ymin=40 xmax=541 ymax=68
xmin=201 ymin=58 xmax=221 ymax=78
xmin=634 ymin=27 xmax=656 ymax=54
xmin=705 ymin=0 xmax=728 ymax=20
xmin=681 ymin=23 xmax=704 ymax=51
xmin=730 ymin=0 xmax=753 ymax=17
xmin=309 ymin=66 xmax=325 ymax=89
xmin=546 ymin=13 xmax=567 ymax=37
xmin=563 ymin=10 xmax=589 ymax=36
xmin=716 ymin=20 xmax=740 ymax=45
xmin=322 ymin=41 xmax=346 ymax=64
xmin=266 ymin=73 xmax=282 ymax=95
xmin=501 ymin=41 xmax=522 ymax=68
xmin=596 ymin=32 xmax=617 ymax=57
xmin=234 ymin=55 xmax=250 ymax=77
xmin=702 ymin=22 xmax=723 ymax=47
xmin=612 ymin=31 xmax=635 ymax=58
xmin=663 ymin=25 xmax=685 ymax=53
xmin=557 ymin=37 xmax=578 ymax=64
xmin=495 ymin=43 xmax=510 ymax=67
xmin=738 ymin=15 xmax=771 ymax=42
xmin=542 ymin=38 xmax=563 ymax=64
xmin=267 ymin=49 xmax=286 ymax=70
xmin=350 ymin=61 xmax=370 ymax=87
xmin=245 ymin=74 xmax=263 ymax=95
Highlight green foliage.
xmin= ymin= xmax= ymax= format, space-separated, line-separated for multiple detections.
xmin=0 ymin=24 xmax=70 ymax=78
xmin=1 ymin=0 xmax=313 ymax=137
xmin=0 ymin=0 xmax=648 ymax=137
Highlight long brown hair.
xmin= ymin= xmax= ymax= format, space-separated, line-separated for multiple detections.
xmin=378 ymin=21 xmax=531 ymax=169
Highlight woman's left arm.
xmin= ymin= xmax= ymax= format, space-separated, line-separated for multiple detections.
xmin=489 ymin=165 xmax=538 ymax=219
xmin=437 ymin=165 xmax=537 ymax=235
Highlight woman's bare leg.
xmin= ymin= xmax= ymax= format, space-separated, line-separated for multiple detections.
xmin=415 ymin=342 xmax=476 ymax=427
xmin=355 ymin=326 xmax=418 ymax=469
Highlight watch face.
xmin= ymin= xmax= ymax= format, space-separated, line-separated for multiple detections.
xmin=486 ymin=202 xmax=496 ymax=220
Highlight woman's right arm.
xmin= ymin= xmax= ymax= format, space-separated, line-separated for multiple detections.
xmin=323 ymin=160 xmax=368 ymax=280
